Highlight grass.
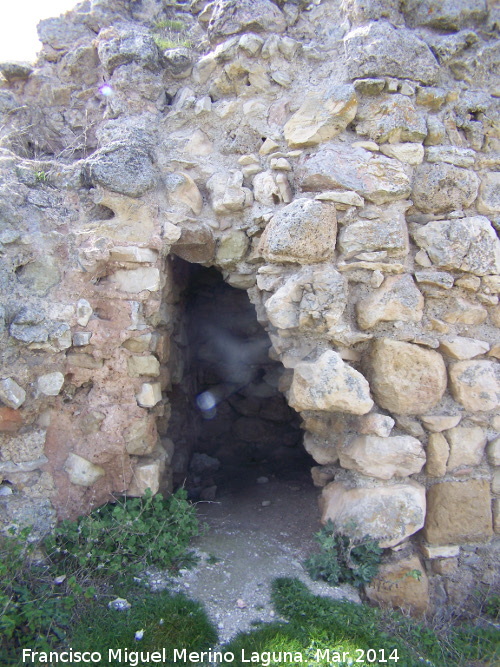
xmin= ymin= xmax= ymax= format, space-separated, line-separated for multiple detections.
xmin=152 ymin=18 xmax=191 ymax=50
xmin=224 ymin=578 xmax=500 ymax=667
xmin=69 ymin=587 xmax=217 ymax=666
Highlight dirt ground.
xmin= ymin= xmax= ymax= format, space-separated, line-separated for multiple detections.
xmin=146 ymin=473 xmax=360 ymax=644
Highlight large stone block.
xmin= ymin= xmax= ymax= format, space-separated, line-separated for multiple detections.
xmin=289 ymin=351 xmax=373 ymax=415
xmin=355 ymin=95 xmax=427 ymax=144
xmin=109 ymin=267 xmax=160 ymax=293
xmin=338 ymin=202 xmax=409 ymax=259
xmin=338 ymin=435 xmax=426 ymax=479
xmin=356 ymin=275 xmax=423 ymax=330
xmin=127 ymin=356 xmax=160 ymax=377
xmin=412 ymin=216 xmax=500 ymax=276
xmin=124 ymin=418 xmax=157 ymax=456
xmin=298 ymin=145 xmax=411 ymax=205
xmin=344 ymin=21 xmax=440 ymax=84
xmin=411 ymin=164 xmax=479 ymax=214
xmin=284 ymin=84 xmax=357 ymax=148
xmin=320 ymin=479 xmax=426 ymax=548
xmin=449 ymin=360 xmax=500 ymax=412
xmin=403 ymin=0 xmax=488 ymax=31
xmin=207 ymin=0 xmax=286 ymax=43
xmin=83 ymin=144 xmax=156 ymax=198
xmin=264 ymin=265 xmax=347 ymax=333
xmin=97 ymin=27 xmax=161 ymax=73
xmin=365 ymin=555 xmax=429 ymax=616
xmin=423 ymin=480 xmax=493 ymax=545
xmin=207 ymin=170 xmax=252 ymax=215
xmin=171 ymin=225 xmax=215 ymax=264
xmin=126 ymin=458 xmax=161 ymax=496
xmin=368 ymin=339 xmax=447 ymax=415
xmin=259 ymin=198 xmax=337 ymax=264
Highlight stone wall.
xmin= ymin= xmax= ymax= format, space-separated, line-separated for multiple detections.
xmin=0 ymin=0 xmax=499 ymax=613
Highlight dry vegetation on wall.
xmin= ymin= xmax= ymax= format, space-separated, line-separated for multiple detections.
xmin=0 ymin=0 xmax=499 ymax=618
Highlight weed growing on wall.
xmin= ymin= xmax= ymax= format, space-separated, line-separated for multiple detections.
xmin=46 ymin=488 xmax=200 ymax=577
xmin=304 ymin=520 xmax=383 ymax=587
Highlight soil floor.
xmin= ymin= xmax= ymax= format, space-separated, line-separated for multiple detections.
xmin=145 ymin=470 xmax=360 ymax=644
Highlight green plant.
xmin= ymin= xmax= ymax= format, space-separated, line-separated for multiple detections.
xmin=484 ymin=593 xmax=500 ymax=620
xmin=154 ymin=35 xmax=192 ymax=50
xmin=154 ymin=19 xmax=185 ymax=32
xmin=0 ymin=527 xmax=84 ymax=664
xmin=34 ymin=170 xmax=47 ymax=183
xmin=45 ymin=488 xmax=200 ymax=577
xmin=304 ymin=520 xmax=383 ymax=588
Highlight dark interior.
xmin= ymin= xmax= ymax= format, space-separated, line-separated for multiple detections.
xmin=167 ymin=259 xmax=313 ymax=500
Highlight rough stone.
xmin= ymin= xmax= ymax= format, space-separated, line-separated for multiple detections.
xmin=265 ymin=265 xmax=347 ymax=334
xmin=76 ymin=299 xmax=93 ymax=327
xmin=83 ymin=144 xmax=156 ymax=198
xmin=97 ymin=27 xmax=161 ymax=74
xmin=315 ymin=191 xmax=364 ymax=207
xmin=380 ymin=143 xmax=424 ymax=165
xmin=216 ymin=231 xmax=249 ymax=267
xmin=420 ymin=544 xmax=460 ymax=559
xmin=37 ymin=372 xmax=64 ymax=396
xmin=425 ymin=146 xmax=476 ymax=168
xmin=365 ymin=555 xmax=429 ymax=616
xmin=368 ymin=339 xmax=447 ymax=415
xmin=0 ymin=61 xmax=33 ymax=81
xmin=415 ymin=271 xmax=454 ymax=290
xmin=344 ymin=21 xmax=440 ymax=85
xmin=0 ymin=379 xmax=26 ymax=410
xmin=445 ymin=426 xmax=487 ymax=471
xmin=338 ymin=202 xmax=409 ymax=259
xmin=207 ymin=0 xmax=286 ymax=43
xmin=64 ymin=453 xmax=105 ymax=487
xmin=284 ymin=84 xmax=357 ymax=148
xmin=163 ymin=48 xmax=194 ymax=79
xmin=423 ymin=480 xmax=493 ymax=545
xmin=109 ymin=267 xmax=160 ymax=293
xmin=449 ymin=360 xmax=500 ymax=412
xmin=339 ymin=435 xmax=426 ymax=479
xmin=207 ymin=171 xmax=252 ymax=215
xmin=411 ymin=164 xmax=479 ymax=214
xmin=441 ymin=297 xmax=488 ymax=326
xmin=320 ymin=480 xmax=426 ymax=548
xmin=356 ymin=275 xmax=424 ymax=330
xmin=356 ymin=95 xmax=427 ymax=144
xmin=299 ymin=145 xmax=411 ymax=205
xmin=412 ymin=217 xmax=500 ymax=276
xmin=136 ymin=382 xmax=162 ymax=408
xmin=493 ymin=470 xmax=500 ymax=495
xmin=421 ymin=415 xmax=461 ymax=432
xmin=426 ymin=433 xmax=449 ymax=477
xmin=127 ymin=356 xmax=160 ymax=377
xmin=487 ymin=437 xmax=500 ymax=467
xmin=127 ymin=459 xmax=161 ymax=496
xmin=165 ymin=172 xmax=203 ymax=215
xmin=289 ymin=351 xmax=373 ymax=415
xmin=171 ymin=225 xmax=215 ymax=264
xmin=403 ymin=0 xmax=488 ymax=31
xmin=357 ymin=413 xmax=395 ymax=438
xmin=259 ymin=199 xmax=337 ymax=264
xmin=303 ymin=433 xmax=339 ymax=465
xmin=477 ymin=172 xmax=500 ymax=215
xmin=124 ymin=418 xmax=157 ymax=456
xmin=439 ymin=337 xmax=490 ymax=360
xmin=0 ymin=496 xmax=56 ymax=540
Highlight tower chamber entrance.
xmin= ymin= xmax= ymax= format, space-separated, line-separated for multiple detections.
xmin=166 ymin=259 xmax=313 ymax=500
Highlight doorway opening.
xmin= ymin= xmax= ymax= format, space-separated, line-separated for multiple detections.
xmin=166 ymin=258 xmax=314 ymax=501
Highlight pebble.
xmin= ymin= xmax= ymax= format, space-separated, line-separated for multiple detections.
xmin=257 ymin=476 xmax=269 ymax=484
xmin=262 ymin=500 xmax=271 ymax=507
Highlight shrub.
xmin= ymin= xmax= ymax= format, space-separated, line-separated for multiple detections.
xmin=304 ymin=520 xmax=383 ymax=587
xmin=45 ymin=488 xmax=200 ymax=577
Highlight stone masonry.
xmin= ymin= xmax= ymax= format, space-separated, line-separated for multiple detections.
xmin=0 ymin=0 xmax=500 ymax=614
